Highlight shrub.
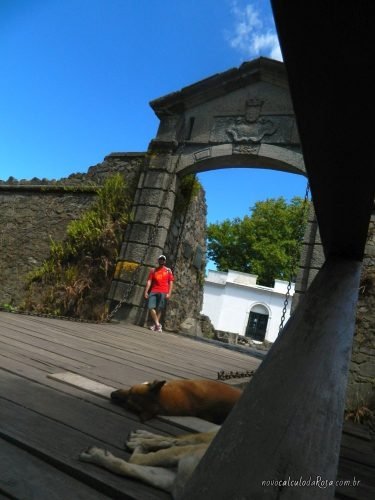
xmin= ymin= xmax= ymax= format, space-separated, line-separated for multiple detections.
xmin=21 ymin=173 xmax=131 ymax=320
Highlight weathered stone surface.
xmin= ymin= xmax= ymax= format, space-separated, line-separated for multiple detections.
xmin=142 ymin=171 xmax=177 ymax=191
xmin=300 ymin=243 xmax=325 ymax=269
xmin=136 ymin=188 xmax=176 ymax=211
xmin=121 ymin=224 xmax=169 ymax=248
xmin=148 ymin=150 xmax=176 ymax=172
xmin=199 ymin=314 xmax=216 ymax=339
xmin=346 ymin=212 xmax=375 ymax=410
xmin=118 ymin=242 xmax=161 ymax=265
xmin=109 ymin=281 xmax=145 ymax=306
xmin=112 ymin=262 xmax=150 ymax=290
xmin=0 ymin=190 xmax=96 ymax=305
xmin=303 ymin=215 xmax=322 ymax=245
xmin=179 ymin=317 xmax=203 ymax=337
xmin=0 ymin=153 xmax=145 ymax=306
xmin=132 ymin=205 xmax=173 ymax=227
xmin=259 ymin=143 xmax=305 ymax=173
xmin=162 ymin=186 xmax=207 ymax=331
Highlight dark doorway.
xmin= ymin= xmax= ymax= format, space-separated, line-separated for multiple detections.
xmin=246 ymin=310 xmax=269 ymax=341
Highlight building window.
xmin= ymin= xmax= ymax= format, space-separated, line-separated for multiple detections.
xmin=246 ymin=305 xmax=269 ymax=341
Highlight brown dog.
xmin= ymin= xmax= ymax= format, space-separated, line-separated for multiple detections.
xmin=110 ymin=379 xmax=242 ymax=424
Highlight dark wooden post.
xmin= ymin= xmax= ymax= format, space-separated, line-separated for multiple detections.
xmin=181 ymin=257 xmax=361 ymax=499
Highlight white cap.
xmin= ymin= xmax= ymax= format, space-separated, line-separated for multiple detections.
xmin=158 ymin=255 xmax=166 ymax=260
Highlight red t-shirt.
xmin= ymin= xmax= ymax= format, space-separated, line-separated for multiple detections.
xmin=148 ymin=266 xmax=174 ymax=294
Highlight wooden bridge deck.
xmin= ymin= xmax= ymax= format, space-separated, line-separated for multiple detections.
xmin=0 ymin=311 xmax=373 ymax=499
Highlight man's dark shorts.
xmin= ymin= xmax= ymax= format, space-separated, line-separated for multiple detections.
xmin=148 ymin=292 xmax=167 ymax=310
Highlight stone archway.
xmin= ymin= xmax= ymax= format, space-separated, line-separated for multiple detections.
xmin=107 ymin=58 xmax=320 ymax=326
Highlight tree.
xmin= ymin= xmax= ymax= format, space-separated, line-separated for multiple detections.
xmin=207 ymin=197 xmax=309 ymax=287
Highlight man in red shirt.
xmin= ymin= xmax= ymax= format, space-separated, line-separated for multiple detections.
xmin=144 ymin=255 xmax=174 ymax=332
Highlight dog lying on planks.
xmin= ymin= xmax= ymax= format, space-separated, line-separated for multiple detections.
xmin=110 ymin=378 xmax=243 ymax=424
xmin=80 ymin=428 xmax=217 ymax=499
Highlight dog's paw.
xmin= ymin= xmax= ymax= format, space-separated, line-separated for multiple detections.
xmin=126 ymin=430 xmax=163 ymax=450
xmin=129 ymin=429 xmax=161 ymax=440
xmin=127 ymin=435 xmax=178 ymax=453
xmin=79 ymin=446 xmax=112 ymax=464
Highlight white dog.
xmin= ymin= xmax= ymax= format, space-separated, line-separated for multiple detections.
xmin=80 ymin=428 xmax=218 ymax=499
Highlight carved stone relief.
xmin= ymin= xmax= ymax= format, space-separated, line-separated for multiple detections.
xmin=210 ymin=115 xmax=294 ymax=144
xmin=232 ymin=144 xmax=260 ymax=156
xmin=209 ymin=98 xmax=294 ymax=144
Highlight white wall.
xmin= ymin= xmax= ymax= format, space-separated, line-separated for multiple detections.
xmin=201 ymin=270 xmax=295 ymax=343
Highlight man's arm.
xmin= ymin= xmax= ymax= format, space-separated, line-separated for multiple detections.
xmin=144 ymin=279 xmax=152 ymax=299
xmin=166 ymin=281 xmax=173 ymax=299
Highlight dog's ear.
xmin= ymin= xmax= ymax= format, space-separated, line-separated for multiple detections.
xmin=149 ymin=380 xmax=166 ymax=393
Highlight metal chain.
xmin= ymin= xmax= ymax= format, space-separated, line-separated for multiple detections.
xmin=106 ymin=143 xmax=186 ymax=321
xmin=217 ymin=369 xmax=255 ymax=380
xmin=278 ymin=181 xmax=311 ymax=333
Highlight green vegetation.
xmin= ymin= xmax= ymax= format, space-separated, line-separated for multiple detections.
xmin=21 ymin=174 xmax=131 ymax=320
xmin=207 ymin=197 xmax=310 ymax=287
xmin=0 ymin=303 xmax=17 ymax=312
xmin=174 ymin=174 xmax=201 ymax=214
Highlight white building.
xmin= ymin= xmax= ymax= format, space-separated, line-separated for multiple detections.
xmin=201 ymin=269 xmax=295 ymax=344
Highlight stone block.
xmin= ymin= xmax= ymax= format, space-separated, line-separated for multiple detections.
xmin=142 ymin=171 xmax=177 ymax=191
xmin=306 ymin=268 xmax=320 ymax=287
xmin=210 ymin=143 xmax=233 ymax=159
xmin=111 ymin=303 xmax=145 ymax=324
xmin=357 ymin=361 xmax=375 ymax=378
xmin=137 ymin=188 xmax=176 ymax=211
xmin=193 ymin=245 xmax=204 ymax=269
xmin=232 ymin=144 xmax=260 ymax=156
xmin=303 ymin=218 xmax=322 ymax=245
xmin=300 ymin=243 xmax=325 ymax=269
xmin=183 ymin=242 xmax=193 ymax=259
xmin=155 ymin=116 xmax=180 ymax=141
xmin=290 ymin=119 xmax=301 ymax=144
xmin=179 ymin=317 xmax=202 ymax=337
xmin=124 ymin=223 xmax=169 ymax=248
xmin=119 ymin=242 xmax=150 ymax=263
xmin=147 ymin=154 xmax=172 ymax=171
xmin=133 ymin=205 xmax=173 ymax=227
xmin=113 ymin=260 xmax=140 ymax=282
xmin=258 ymin=143 xmax=305 ymax=174
xmin=113 ymin=261 xmax=149 ymax=287
xmin=296 ymin=268 xmax=320 ymax=293
xmin=147 ymin=140 xmax=178 ymax=157
xmin=109 ymin=281 xmax=145 ymax=306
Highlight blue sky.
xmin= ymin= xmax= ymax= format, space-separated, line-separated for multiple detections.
xmin=0 ymin=0 xmax=308 ymax=225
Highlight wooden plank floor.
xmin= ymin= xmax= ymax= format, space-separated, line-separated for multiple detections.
xmin=0 ymin=312 xmax=260 ymax=500
xmin=0 ymin=312 xmax=373 ymax=499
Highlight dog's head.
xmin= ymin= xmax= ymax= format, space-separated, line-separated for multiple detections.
xmin=110 ymin=380 xmax=166 ymax=422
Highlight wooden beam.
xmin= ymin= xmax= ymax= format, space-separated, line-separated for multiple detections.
xmin=271 ymin=0 xmax=375 ymax=260
xmin=181 ymin=257 xmax=361 ymax=499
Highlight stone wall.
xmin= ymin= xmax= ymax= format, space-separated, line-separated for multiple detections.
xmin=162 ymin=178 xmax=207 ymax=331
xmin=0 ymin=153 xmax=208 ymax=332
xmin=0 ymin=186 xmax=97 ymax=305
xmin=0 ymin=153 xmax=145 ymax=306
xmin=346 ymin=210 xmax=375 ymax=410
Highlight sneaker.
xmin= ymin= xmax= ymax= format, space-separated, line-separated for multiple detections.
xmin=157 ymin=324 xmax=162 ymax=332
xmin=150 ymin=325 xmax=156 ymax=331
